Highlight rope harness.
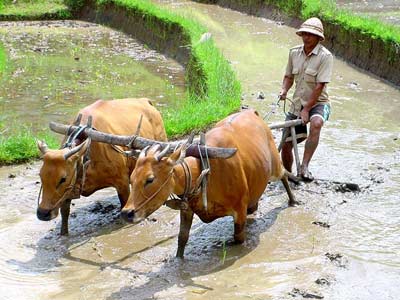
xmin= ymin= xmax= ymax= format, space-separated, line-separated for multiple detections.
xmin=37 ymin=122 xmax=92 ymax=207
xmin=37 ymin=114 xmax=143 ymax=208
xmin=166 ymin=138 xmax=211 ymax=211
xmin=135 ymin=170 xmax=174 ymax=212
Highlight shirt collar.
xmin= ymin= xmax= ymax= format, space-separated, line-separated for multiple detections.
xmin=302 ymin=43 xmax=321 ymax=56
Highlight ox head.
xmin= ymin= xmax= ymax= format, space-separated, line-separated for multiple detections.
xmin=121 ymin=144 xmax=183 ymax=223
xmin=36 ymin=139 xmax=89 ymax=221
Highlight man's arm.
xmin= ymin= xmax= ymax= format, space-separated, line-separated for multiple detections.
xmin=280 ymin=75 xmax=294 ymax=100
xmin=300 ymin=82 xmax=326 ymax=123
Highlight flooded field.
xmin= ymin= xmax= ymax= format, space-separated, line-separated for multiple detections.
xmin=336 ymin=0 xmax=400 ymax=26
xmin=0 ymin=2 xmax=400 ymax=300
xmin=0 ymin=20 xmax=185 ymax=135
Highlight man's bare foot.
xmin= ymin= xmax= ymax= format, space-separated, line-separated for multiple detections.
xmin=299 ymin=167 xmax=314 ymax=182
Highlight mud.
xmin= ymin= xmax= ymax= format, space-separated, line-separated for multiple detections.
xmin=1 ymin=1 xmax=400 ymax=300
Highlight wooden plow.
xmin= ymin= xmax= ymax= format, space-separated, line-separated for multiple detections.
xmin=268 ymin=119 xmax=361 ymax=191
xmin=268 ymin=119 xmax=303 ymax=181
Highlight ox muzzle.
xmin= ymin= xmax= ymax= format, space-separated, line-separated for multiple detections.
xmin=121 ymin=209 xmax=136 ymax=223
xmin=36 ymin=207 xmax=58 ymax=221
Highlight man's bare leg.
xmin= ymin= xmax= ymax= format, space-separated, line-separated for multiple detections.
xmin=300 ymin=117 xmax=323 ymax=181
xmin=281 ymin=142 xmax=294 ymax=172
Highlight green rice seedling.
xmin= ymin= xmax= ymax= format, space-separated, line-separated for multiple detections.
xmin=0 ymin=129 xmax=59 ymax=165
xmin=221 ymin=240 xmax=227 ymax=264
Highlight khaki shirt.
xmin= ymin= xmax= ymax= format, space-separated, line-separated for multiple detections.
xmin=285 ymin=43 xmax=333 ymax=115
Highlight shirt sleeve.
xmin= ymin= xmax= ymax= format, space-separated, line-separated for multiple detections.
xmin=317 ymin=54 xmax=333 ymax=83
xmin=284 ymin=50 xmax=293 ymax=77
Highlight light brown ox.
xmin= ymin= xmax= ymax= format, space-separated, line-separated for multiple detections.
xmin=37 ymin=98 xmax=167 ymax=235
xmin=120 ymin=109 xmax=296 ymax=258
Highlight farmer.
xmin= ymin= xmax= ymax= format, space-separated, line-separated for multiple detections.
xmin=279 ymin=17 xmax=333 ymax=182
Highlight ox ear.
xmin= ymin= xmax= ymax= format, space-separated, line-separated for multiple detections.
xmin=37 ymin=140 xmax=49 ymax=156
xmin=168 ymin=143 xmax=189 ymax=165
xmin=167 ymin=147 xmax=181 ymax=165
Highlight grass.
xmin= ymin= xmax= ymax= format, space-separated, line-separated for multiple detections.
xmin=266 ymin=0 xmax=400 ymax=44
xmin=0 ymin=45 xmax=5 ymax=74
xmin=0 ymin=129 xmax=59 ymax=165
xmin=164 ymin=42 xmax=241 ymax=136
xmin=0 ymin=0 xmax=71 ymax=19
xmin=302 ymin=0 xmax=400 ymax=44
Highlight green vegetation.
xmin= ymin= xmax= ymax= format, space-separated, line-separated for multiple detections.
xmin=0 ymin=45 xmax=5 ymax=74
xmin=303 ymin=0 xmax=400 ymax=44
xmin=0 ymin=25 xmax=183 ymax=128
xmin=2 ymin=0 xmax=397 ymax=165
xmin=95 ymin=0 xmax=241 ymax=136
xmin=164 ymin=42 xmax=240 ymax=136
xmin=0 ymin=129 xmax=59 ymax=165
xmin=0 ymin=0 xmax=242 ymax=164
xmin=0 ymin=0 xmax=71 ymax=20
xmin=265 ymin=0 xmax=400 ymax=44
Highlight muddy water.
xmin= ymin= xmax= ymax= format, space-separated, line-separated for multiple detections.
xmin=0 ymin=20 xmax=185 ymax=135
xmin=336 ymin=0 xmax=400 ymax=26
xmin=1 ymin=3 xmax=400 ymax=300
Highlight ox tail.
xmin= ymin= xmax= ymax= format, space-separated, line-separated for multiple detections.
xmin=284 ymin=169 xmax=300 ymax=183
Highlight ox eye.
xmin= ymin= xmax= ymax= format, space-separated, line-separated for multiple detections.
xmin=145 ymin=176 xmax=155 ymax=187
xmin=57 ymin=177 xmax=66 ymax=188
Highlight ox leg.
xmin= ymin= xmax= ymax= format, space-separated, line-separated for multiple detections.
xmin=60 ymin=199 xmax=71 ymax=236
xmin=176 ymin=208 xmax=194 ymax=258
xmin=281 ymin=176 xmax=300 ymax=206
xmin=234 ymin=208 xmax=247 ymax=244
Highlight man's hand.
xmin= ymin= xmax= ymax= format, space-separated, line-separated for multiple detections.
xmin=279 ymin=91 xmax=287 ymax=100
xmin=301 ymin=108 xmax=310 ymax=124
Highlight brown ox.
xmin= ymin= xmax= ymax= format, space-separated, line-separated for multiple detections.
xmin=37 ymin=98 xmax=167 ymax=235
xmin=120 ymin=109 xmax=296 ymax=258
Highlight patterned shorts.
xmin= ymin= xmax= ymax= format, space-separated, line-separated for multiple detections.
xmin=283 ymin=103 xmax=331 ymax=143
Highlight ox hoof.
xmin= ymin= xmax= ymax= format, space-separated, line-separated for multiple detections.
xmin=233 ymin=233 xmax=245 ymax=244
xmin=289 ymin=199 xmax=302 ymax=207
xmin=247 ymin=203 xmax=259 ymax=215
xmin=60 ymin=229 xmax=69 ymax=236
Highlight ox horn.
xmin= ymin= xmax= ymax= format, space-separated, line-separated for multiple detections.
xmin=64 ymin=139 xmax=89 ymax=160
xmin=49 ymin=122 xmax=237 ymax=159
xmin=138 ymin=146 xmax=150 ymax=160
xmin=155 ymin=144 xmax=170 ymax=161
xmin=37 ymin=140 xmax=49 ymax=155
xmin=176 ymin=142 xmax=190 ymax=163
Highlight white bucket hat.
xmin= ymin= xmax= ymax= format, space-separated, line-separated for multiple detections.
xmin=296 ymin=17 xmax=325 ymax=40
